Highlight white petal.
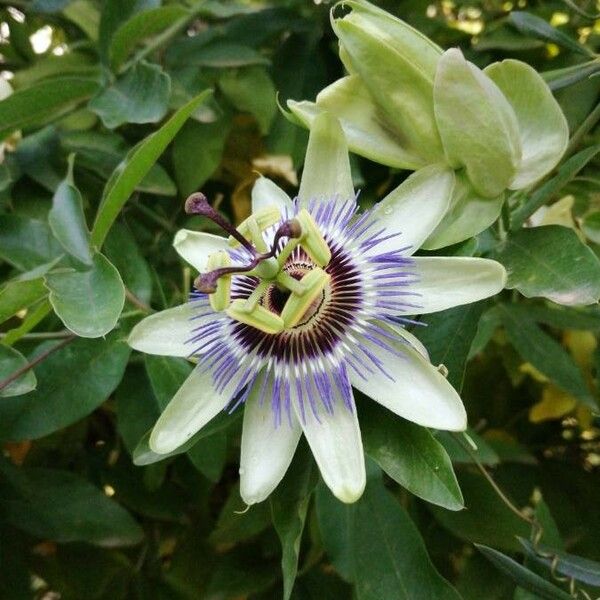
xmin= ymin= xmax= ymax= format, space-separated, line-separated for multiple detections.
xmin=404 ymin=257 xmax=507 ymax=315
xmin=386 ymin=322 xmax=430 ymax=360
xmin=149 ymin=367 xmax=228 ymax=454
xmin=370 ymin=164 xmax=454 ymax=255
xmin=240 ymin=379 xmax=302 ymax=504
xmin=128 ymin=303 xmax=201 ymax=357
xmin=350 ymin=331 xmax=467 ymax=431
xmin=251 ymin=177 xmax=293 ymax=215
xmin=297 ymin=397 xmax=365 ymax=503
xmin=173 ymin=229 xmax=229 ymax=273
xmin=298 ymin=112 xmax=354 ymax=208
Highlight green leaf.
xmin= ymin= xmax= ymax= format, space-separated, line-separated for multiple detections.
xmin=430 ymin=471 xmax=530 ymax=552
xmin=476 ymin=545 xmax=572 ymax=600
xmin=499 ymin=303 xmax=594 ymax=406
xmin=104 ymin=223 xmax=152 ymax=304
xmin=268 ymin=31 xmax=325 ymax=166
xmin=172 ymin=117 xmax=231 ymax=198
xmin=166 ymin=41 xmax=270 ymax=68
xmin=109 ymin=5 xmax=189 ymax=70
xmin=186 ymin=432 xmax=227 ymax=482
xmin=0 ymin=333 xmax=130 ymax=441
xmin=91 ymin=89 xmax=212 ymax=248
xmin=0 ymin=459 xmax=143 ymax=547
xmin=361 ymin=401 xmax=463 ymax=511
xmin=0 ymin=215 xmax=63 ymax=271
xmin=209 ymin=483 xmax=271 ymax=546
xmin=519 ymin=539 xmax=600 ymax=587
xmin=115 ymin=366 xmax=159 ymax=455
xmin=98 ymin=0 xmax=159 ymax=59
xmin=511 ymin=145 xmax=600 ymax=229
xmin=413 ymin=300 xmax=487 ymax=391
xmin=507 ymin=303 xmax=600 ymax=331
xmin=48 ymin=164 xmax=93 ymax=267
xmin=316 ymin=475 xmax=462 ymax=598
xmin=436 ymin=429 xmax=500 ymax=466
xmin=219 ymin=67 xmax=277 ymax=135
xmin=543 ymin=60 xmax=600 ymax=91
xmin=0 ymin=77 xmax=100 ymax=139
xmin=89 ymin=61 xmax=171 ymax=129
xmin=495 ymin=225 xmax=600 ymax=306
xmin=30 ymin=0 xmax=73 ymax=11
xmin=45 ymin=253 xmax=125 ymax=338
xmin=0 ymin=346 xmax=36 ymax=397
xmin=61 ymin=130 xmax=176 ymax=196
xmin=0 ymin=276 xmax=47 ymax=324
xmin=509 ymin=12 xmax=594 ymax=58
xmin=144 ymin=355 xmax=193 ymax=411
xmin=270 ymin=444 xmax=318 ymax=600
xmin=62 ymin=0 xmax=101 ymax=43
xmin=582 ymin=211 xmax=600 ymax=244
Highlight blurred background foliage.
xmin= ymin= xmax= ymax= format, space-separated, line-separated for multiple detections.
xmin=0 ymin=0 xmax=600 ymax=598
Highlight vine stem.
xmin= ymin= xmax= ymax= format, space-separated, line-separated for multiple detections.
xmin=0 ymin=335 xmax=76 ymax=392
xmin=0 ymin=330 xmax=72 ymax=340
xmin=451 ymin=432 xmax=534 ymax=526
xmin=125 ymin=288 xmax=154 ymax=314
xmin=565 ymin=102 xmax=600 ymax=158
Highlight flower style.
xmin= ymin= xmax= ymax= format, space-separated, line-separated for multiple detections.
xmin=287 ymin=0 xmax=569 ymax=249
xmin=129 ymin=113 xmax=506 ymax=504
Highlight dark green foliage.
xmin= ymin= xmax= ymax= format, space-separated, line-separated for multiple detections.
xmin=1 ymin=1 xmax=600 ymax=599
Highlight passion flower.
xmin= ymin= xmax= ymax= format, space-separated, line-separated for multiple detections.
xmin=129 ymin=114 xmax=506 ymax=504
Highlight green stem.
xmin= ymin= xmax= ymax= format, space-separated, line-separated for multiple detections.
xmin=559 ymin=0 xmax=600 ymax=19
xmin=119 ymin=6 xmax=204 ymax=74
xmin=451 ymin=432 xmax=533 ymax=526
xmin=0 ymin=330 xmax=72 ymax=340
xmin=0 ymin=335 xmax=75 ymax=392
xmin=565 ymin=102 xmax=600 ymax=158
xmin=125 ymin=288 xmax=154 ymax=314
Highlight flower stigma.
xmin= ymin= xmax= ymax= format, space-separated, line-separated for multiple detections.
xmin=185 ymin=192 xmax=333 ymax=335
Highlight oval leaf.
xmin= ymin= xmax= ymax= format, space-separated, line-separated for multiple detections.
xmin=0 ymin=460 xmax=143 ymax=547
xmin=0 ymin=333 xmax=130 ymax=441
xmin=45 ymin=253 xmax=125 ymax=338
xmin=361 ymin=402 xmax=463 ymax=511
xmin=89 ymin=61 xmax=171 ymax=129
xmin=495 ymin=225 xmax=600 ymax=306
xmin=48 ymin=173 xmax=93 ymax=267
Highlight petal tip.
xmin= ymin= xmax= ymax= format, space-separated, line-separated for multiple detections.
xmin=332 ymin=478 xmax=366 ymax=504
xmin=149 ymin=427 xmax=177 ymax=455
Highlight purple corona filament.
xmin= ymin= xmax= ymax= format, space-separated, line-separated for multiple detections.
xmin=186 ymin=192 xmax=420 ymax=426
